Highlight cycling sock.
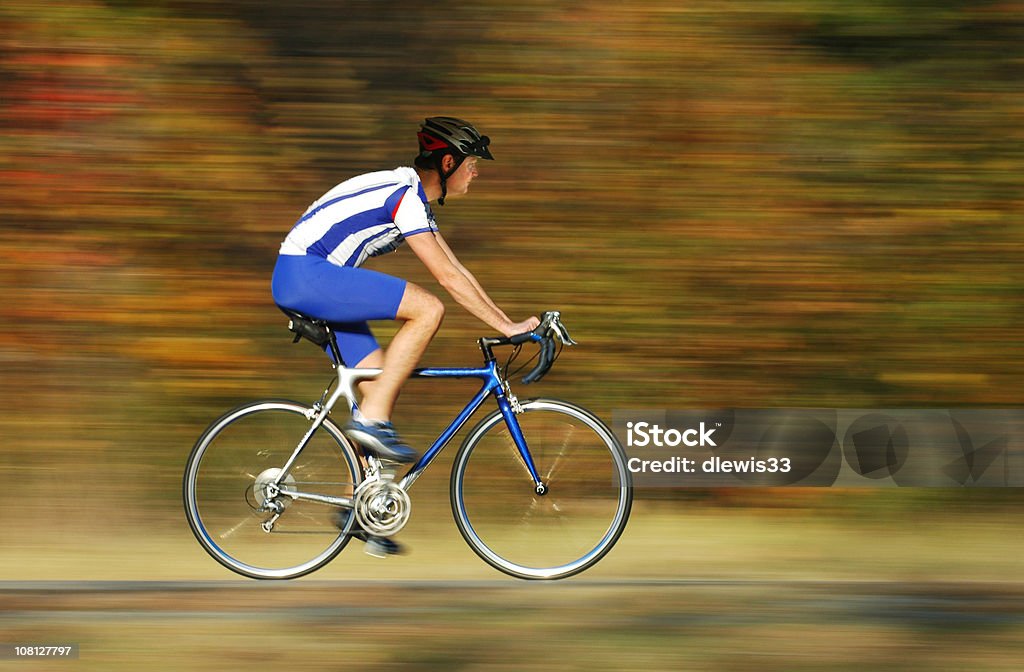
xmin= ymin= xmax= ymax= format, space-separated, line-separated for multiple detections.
xmin=352 ymin=410 xmax=388 ymax=427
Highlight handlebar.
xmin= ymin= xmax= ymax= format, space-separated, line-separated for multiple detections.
xmin=479 ymin=311 xmax=577 ymax=384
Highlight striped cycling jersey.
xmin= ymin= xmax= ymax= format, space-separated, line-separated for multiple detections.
xmin=279 ymin=167 xmax=436 ymax=268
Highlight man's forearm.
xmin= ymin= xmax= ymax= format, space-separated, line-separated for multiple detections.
xmin=438 ymin=267 xmax=514 ymax=334
xmin=459 ymin=266 xmax=510 ymax=322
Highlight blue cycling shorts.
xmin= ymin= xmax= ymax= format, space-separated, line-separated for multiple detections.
xmin=271 ymin=254 xmax=407 ymax=366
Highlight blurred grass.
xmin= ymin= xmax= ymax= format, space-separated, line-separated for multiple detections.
xmin=0 ymin=0 xmax=1021 ymax=594
xmin=2 ymin=500 xmax=1024 ymax=583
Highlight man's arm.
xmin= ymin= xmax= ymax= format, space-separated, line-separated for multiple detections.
xmin=405 ymin=232 xmax=538 ymax=337
xmin=430 ymin=231 xmax=512 ymax=322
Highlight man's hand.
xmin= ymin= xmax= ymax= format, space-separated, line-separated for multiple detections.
xmin=504 ymin=316 xmax=541 ymax=338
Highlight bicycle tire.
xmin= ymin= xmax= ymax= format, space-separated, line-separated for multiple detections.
xmin=183 ymin=399 xmax=361 ymax=579
xmin=450 ymin=398 xmax=632 ymax=580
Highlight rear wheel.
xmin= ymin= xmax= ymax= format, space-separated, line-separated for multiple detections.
xmin=184 ymin=400 xmax=361 ymax=579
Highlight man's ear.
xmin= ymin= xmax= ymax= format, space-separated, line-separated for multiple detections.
xmin=441 ymin=153 xmax=457 ymax=173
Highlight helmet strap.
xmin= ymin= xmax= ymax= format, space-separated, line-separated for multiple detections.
xmin=435 ymin=153 xmax=465 ymax=206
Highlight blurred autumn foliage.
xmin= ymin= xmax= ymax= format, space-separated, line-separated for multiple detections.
xmin=0 ymin=0 xmax=1021 ymax=512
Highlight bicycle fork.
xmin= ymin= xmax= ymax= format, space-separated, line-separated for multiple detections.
xmin=495 ymin=388 xmax=548 ymax=496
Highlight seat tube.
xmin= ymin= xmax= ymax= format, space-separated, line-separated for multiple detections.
xmin=496 ymin=395 xmax=543 ymax=486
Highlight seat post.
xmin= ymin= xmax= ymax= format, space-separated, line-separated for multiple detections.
xmin=324 ymin=325 xmax=344 ymax=367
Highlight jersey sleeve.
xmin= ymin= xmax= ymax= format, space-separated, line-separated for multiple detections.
xmin=391 ymin=186 xmax=437 ymax=238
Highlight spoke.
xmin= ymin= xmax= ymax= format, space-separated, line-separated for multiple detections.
xmin=520 ymin=495 xmax=540 ymax=525
xmin=542 ymin=423 xmax=577 ymax=482
xmin=218 ymin=515 xmax=255 ymax=540
xmin=501 ymin=428 xmax=535 ymax=479
xmin=290 ymin=507 xmax=329 ymax=527
xmin=516 ymin=494 xmax=592 ymax=559
xmin=186 ymin=401 xmax=362 ymax=578
xmin=453 ymin=401 xmax=632 ymax=578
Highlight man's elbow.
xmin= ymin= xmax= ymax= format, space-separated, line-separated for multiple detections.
xmin=437 ymin=269 xmax=465 ymax=294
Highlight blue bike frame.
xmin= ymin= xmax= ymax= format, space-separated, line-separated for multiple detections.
xmin=270 ymin=313 xmax=550 ymax=500
xmin=398 ymin=360 xmax=540 ymax=491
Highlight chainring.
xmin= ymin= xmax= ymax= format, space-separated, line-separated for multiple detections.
xmin=353 ymin=478 xmax=411 ymax=537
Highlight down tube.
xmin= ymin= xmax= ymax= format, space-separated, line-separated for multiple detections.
xmin=496 ymin=397 xmax=543 ymax=486
xmin=398 ymin=381 xmax=495 ymax=491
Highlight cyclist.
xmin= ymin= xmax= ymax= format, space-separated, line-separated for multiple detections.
xmin=272 ymin=117 xmax=539 ymax=553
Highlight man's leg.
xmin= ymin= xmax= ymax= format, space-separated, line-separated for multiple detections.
xmin=338 ymin=284 xmax=441 ymax=554
xmin=355 ymin=282 xmax=444 ymax=423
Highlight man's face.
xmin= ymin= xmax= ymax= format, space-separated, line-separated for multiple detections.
xmin=445 ymin=156 xmax=479 ymax=198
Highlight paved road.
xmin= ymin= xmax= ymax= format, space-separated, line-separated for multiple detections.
xmin=2 ymin=580 xmax=1022 ymax=670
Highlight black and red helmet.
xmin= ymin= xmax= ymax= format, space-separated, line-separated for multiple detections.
xmin=417 ymin=116 xmax=494 ymax=161
xmin=416 ymin=117 xmax=493 ymax=205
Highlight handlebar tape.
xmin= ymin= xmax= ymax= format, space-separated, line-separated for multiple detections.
xmin=522 ymin=335 xmax=556 ymax=384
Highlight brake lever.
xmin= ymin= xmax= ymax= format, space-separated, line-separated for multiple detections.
xmin=551 ymin=320 xmax=577 ymax=346
xmin=514 ymin=311 xmax=574 ymax=384
xmin=539 ymin=310 xmax=577 ymax=346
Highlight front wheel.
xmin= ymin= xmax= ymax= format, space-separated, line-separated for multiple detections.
xmin=183 ymin=400 xmax=362 ymax=579
xmin=451 ymin=399 xmax=632 ymax=580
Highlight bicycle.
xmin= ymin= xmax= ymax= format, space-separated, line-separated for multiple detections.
xmin=183 ymin=311 xmax=632 ymax=580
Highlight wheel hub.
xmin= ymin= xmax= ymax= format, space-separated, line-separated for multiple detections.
xmin=253 ymin=468 xmax=296 ymax=511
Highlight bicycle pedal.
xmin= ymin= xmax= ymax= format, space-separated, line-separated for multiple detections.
xmin=364 ymin=536 xmax=404 ymax=558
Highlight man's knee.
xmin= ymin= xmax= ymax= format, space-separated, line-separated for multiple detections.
xmin=423 ymin=292 xmax=445 ymax=328
xmin=398 ymin=284 xmax=445 ymax=327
